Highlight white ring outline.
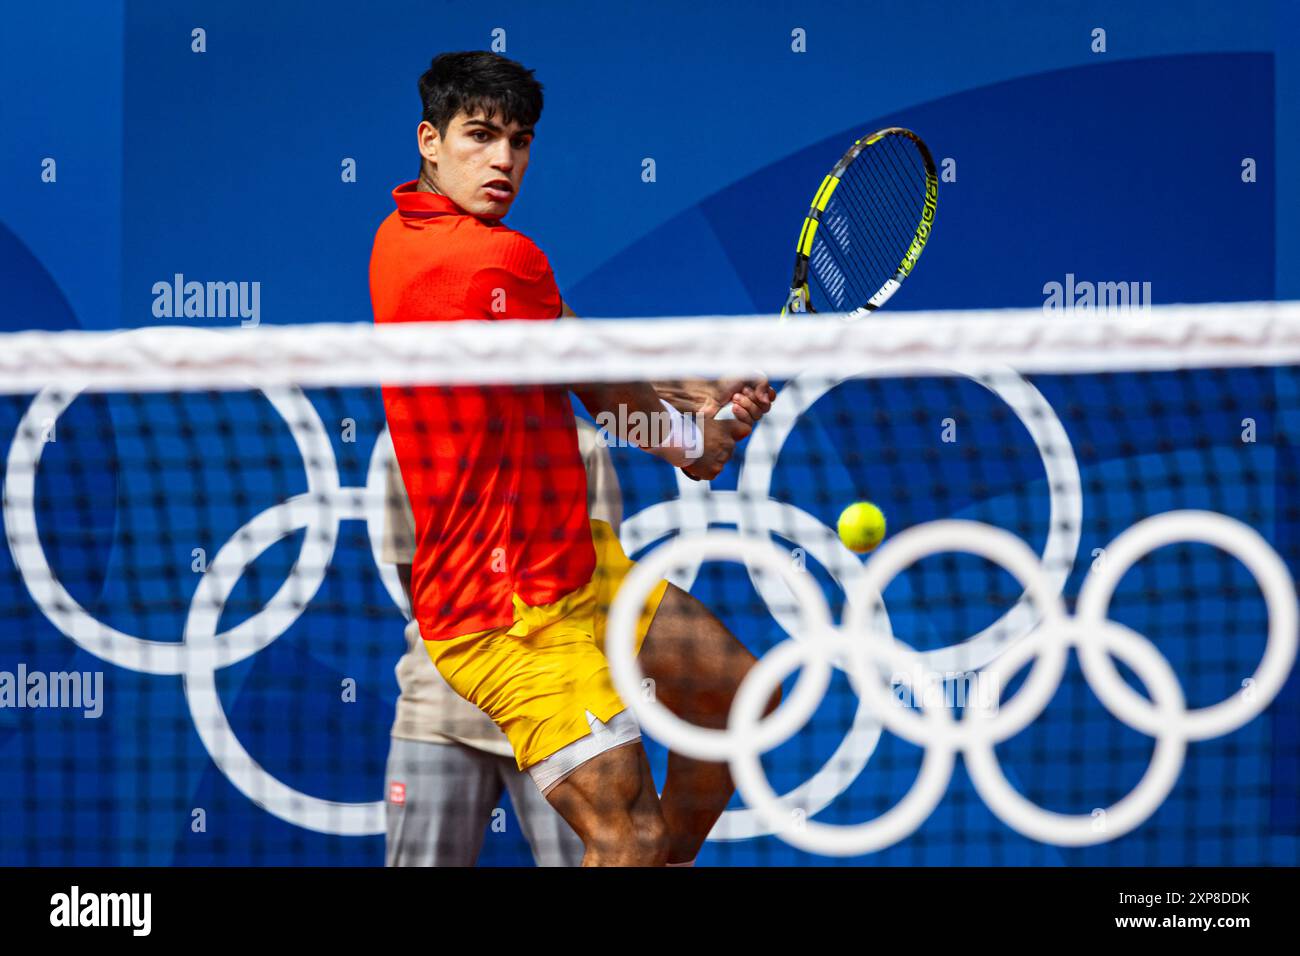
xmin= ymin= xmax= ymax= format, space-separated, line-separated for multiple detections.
xmin=3 ymin=361 xmax=397 ymax=833
xmin=612 ymin=512 xmax=1296 ymax=853
xmin=727 ymin=636 xmax=956 ymax=856
xmin=5 ymin=377 xmax=341 ymax=674
xmin=182 ymin=488 xmax=385 ymax=835
xmin=620 ymin=492 xmax=889 ymax=841
xmin=619 ymin=367 xmax=1081 ymax=840
xmin=1075 ymin=510 xmax=1299 ymax=741
xmin=965 ymin=620 xmax=1187 ymax=847
xmin=735 ymin=365 xmax=1082 ymax=671
xmin=845 ymin=520 xmax=1070 ymax=748
xmin=606 ymin=531 xmax=840 ymax=763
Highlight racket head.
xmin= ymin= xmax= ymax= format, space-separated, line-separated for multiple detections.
xmin=783 ymin=127 xmax=937 ymax=318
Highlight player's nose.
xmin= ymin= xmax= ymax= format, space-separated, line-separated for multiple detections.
xmin=490 ymin=142 xmax=515 ymax=169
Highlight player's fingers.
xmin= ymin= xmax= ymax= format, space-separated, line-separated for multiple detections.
xmin=729 ymin=394 xmax=759 ymax=425
xmin=734 ymin=388 xmax=773 ymax=422
xmin=720 ymin=376 xmax=767 ymax=404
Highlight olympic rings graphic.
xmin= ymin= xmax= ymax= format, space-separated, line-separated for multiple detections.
xmin=619 ymin=365 xmax=1083 ymax=840
xmin=607 ymin=514 xmax=1297 ymax=854
xmin=4 ymin=330 xmax=396 ymax=834
xmin=5 ymin=351 xmax=1295 ymax=854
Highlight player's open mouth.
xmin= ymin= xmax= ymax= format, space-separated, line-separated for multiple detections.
xmin=483 ymin=181 xmax=514 ymax=201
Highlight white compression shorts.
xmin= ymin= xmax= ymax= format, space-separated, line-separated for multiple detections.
xmin=528 ymin=708 xmax=642 ymax=795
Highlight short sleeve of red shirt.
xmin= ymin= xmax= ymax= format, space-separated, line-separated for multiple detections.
xmin=463 ymin=234 xmax=561 ymax=319
xmin=372 ymin=183 xmax=594 ymax=641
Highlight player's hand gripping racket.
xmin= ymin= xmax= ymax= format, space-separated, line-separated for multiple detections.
xmin=715 ymin=127 xmax=938 ymax=420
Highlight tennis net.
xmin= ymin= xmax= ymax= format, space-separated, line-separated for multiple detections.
xmin=1 ymin=301 xmax=1297 ymax=865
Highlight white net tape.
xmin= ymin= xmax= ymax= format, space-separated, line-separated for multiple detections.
xmin=2 ymin=300 xmax=1300 ymax=393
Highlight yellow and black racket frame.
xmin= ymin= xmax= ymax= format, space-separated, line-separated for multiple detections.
xmin=782 ymin=127 xmax=938 ymax=319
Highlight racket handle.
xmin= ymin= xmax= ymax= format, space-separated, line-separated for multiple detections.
xmin=713 ymin=404 xmax=736 ymax=421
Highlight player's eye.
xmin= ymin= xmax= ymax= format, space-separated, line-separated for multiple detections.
xmin=471 ymin=130 xmax=491 ymax=142
xmin=512 ymin=137 xmax=531 ymax=149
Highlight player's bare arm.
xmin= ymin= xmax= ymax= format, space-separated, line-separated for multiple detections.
xmin=561 ymin=298 xmax=775 ymax=424
xmin=561 ymin=299 xmax=773 ymax=476
xmin=653 ymin=377 xmax=776 ymax=426
xmin=571 ymin=379 xmax=749 ymax=479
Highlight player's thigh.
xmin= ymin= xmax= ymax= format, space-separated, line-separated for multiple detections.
xmin=500 ymin=760 xmax=584 ymax=867
xmin=637 ymin=584 xmax=758 ymax=717
xmin=543 ymin=739 xmax=663 ymax=848
xmin=428 ymin=598 xmax=633 ymax=773
xmin=385 ymin=738 xmax=503 ymax=867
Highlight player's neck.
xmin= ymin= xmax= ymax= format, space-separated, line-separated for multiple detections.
xmin=416 ymin=169 xmax=443 ymax=195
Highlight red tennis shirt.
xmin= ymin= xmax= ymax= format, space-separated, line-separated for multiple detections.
xmin=371 ymin=181 xmax=595 ymax=641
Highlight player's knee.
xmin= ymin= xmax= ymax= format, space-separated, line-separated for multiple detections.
xmin=585 ymin=804 xmax=668 ymax=866
xmin=633 ymin=806 xmax=670 ymax=865
xmin=731 ymin=644 xmax=781 ymax=715
xmin=684 ymin=627 xmax=764 ymax=722
xmin=647 ymin=587 xmax=774 ymax=722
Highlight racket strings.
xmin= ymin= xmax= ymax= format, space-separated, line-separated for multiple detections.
xmin=874 ymin=139 xmax=927 ymax=241
xmin=844 ymin=140 xmax=924 ymax=264
xmin=833 ymin=168 xmax=904 ymax=268
xmin=811 ymin=191 xmax=897 ymax=308
xmin=851 ymin=143 xmax=916 ymax=233
xmin=810 ymin=186 xmax=886 ymax=308
xmin=812 ymin=172 xmax=900 ymax=308
xmin=839 ymin=171 xmax=913 ymax=279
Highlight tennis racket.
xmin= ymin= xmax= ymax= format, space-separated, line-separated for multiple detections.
xmin=783 ymin=126 xmax=937 ymax=319
xmin=714 ymin=128 xmax=938 ymax=421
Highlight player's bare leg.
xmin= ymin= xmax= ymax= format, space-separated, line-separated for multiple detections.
xmin=544 ymin=584 xmax=775 ymax=866
xmin=544 ymin=740 xmax=668 ymax=866
xmin=638 ymin=584 xmax=780 ymax=864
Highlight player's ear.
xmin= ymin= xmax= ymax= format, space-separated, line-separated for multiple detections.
xmin=417 ymin=120 xmax=441 ymax=165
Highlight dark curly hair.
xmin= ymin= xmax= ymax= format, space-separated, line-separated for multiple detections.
xmin=418 ymin=51 xmax=544 ymax=139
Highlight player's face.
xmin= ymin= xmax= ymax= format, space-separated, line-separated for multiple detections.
xmin=419 ymin=111 xmax=533 ymax=219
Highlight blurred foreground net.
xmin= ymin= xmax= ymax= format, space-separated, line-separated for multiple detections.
xmin=1 ymin=302 xmax=1297 ymax=865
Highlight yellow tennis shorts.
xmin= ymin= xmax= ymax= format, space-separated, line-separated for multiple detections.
xmin=422 ymin=519 xmax=669 ymax=771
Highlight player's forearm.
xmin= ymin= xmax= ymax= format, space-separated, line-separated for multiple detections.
xmin=651 ymin=379 xmax=709 ymax=414
xmin=573 ymin=382 xmax=700 ymax=467
xmin=563 ymin=301 xmax=702 ymax=464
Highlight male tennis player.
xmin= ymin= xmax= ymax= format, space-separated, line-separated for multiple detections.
xmin=372 ymin=51 xmax=776 ymax=866
xmin=382 ymin=417 xmax=619 ymax=867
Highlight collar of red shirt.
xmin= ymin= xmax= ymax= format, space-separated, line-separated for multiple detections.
xmin=393 ymin=180 xmax=496 ymax=222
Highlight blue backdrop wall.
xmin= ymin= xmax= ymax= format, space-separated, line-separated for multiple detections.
xmin=1 ymin=1 xmax=1297 ymax=866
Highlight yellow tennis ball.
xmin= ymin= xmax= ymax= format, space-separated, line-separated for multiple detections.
xmin=838 ymin=501 xmax=886 ymax=554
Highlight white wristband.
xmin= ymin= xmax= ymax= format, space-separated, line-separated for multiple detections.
xmin=660 ymin=399 xmax=703 ymax=462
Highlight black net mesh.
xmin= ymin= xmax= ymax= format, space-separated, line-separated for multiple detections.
xmin=1 ymin=354 xmax=1297 ymax=865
